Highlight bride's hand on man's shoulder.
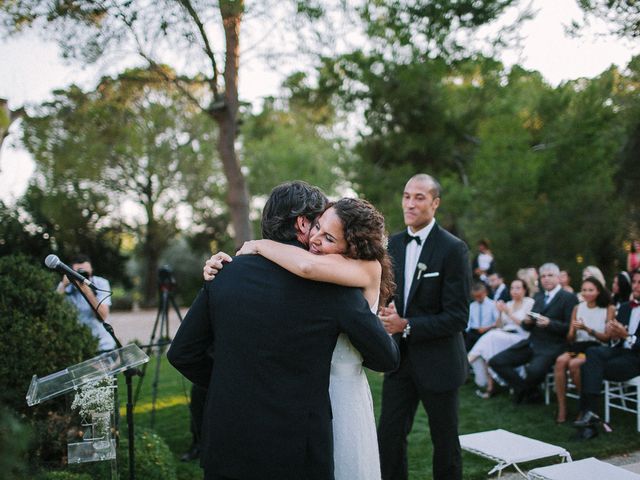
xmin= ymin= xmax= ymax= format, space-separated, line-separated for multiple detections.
xmin=236 ymin=240 xmax=261 ymax=256
xmin=203 ymin=252 xmax=233 ymax=281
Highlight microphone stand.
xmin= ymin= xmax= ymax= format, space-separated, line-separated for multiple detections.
xmin=67 ymin=276 xmax=140 ymax=480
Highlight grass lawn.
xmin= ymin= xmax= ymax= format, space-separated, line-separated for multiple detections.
xmin=123 ymin=354 xmax=640 ymax=479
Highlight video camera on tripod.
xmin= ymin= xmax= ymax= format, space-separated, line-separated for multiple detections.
xmin=134 ymin=264 xmax=183 ymax=427
xmin=158 ymin=265 xmax=177 ymax=292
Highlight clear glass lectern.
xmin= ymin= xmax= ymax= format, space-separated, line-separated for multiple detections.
xmin=26 ymin=344 xmax=149 ymax=464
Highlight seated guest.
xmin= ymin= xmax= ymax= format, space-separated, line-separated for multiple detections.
xmin=574 ymin=269 xmax=640 ymax=438
xmin=612 ymin=271 xmax=632 ymax=310
xmin=489 ymin=263 xmax=578 ymax=404
xmin=488 ymin=272 xmax=511 ymax=303
xmin=578 ymin=265 xmax=606 ymax=302
xmin=559 ymin=270 xmax=574 ymax=293
xmin=469 ymin=278 xmax=533 ymax=398
xmin=518 ymin=267 xmax=539 ymax=296
xmin=554 ymin=277 xmax=613 ymax=423
xmin=465 ymin=282 xmax=498 ymax=352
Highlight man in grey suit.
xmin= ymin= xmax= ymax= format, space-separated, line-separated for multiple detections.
xmin=490 ymin=262 xmax=578 ymax=403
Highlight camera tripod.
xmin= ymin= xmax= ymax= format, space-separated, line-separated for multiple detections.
xmin=134 ymin=268 xmax=183 ymax=428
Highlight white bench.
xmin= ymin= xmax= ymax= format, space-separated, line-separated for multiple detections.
xmin=528 ymin=457 xmax=640 ymax=479
xmin=459 ymin=429 xmax=571 ymax=478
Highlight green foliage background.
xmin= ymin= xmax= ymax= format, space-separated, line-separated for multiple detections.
xmin=0 ymin=255 xmax=97 ymax=413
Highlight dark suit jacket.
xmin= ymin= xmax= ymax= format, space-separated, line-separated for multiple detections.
xmin=388 ymin=223 xmax=471 ymax=393
xmin=490 ymin=283 xmax=511 ymax=303
xmin=612 ymin=301 xmax=640 ymax=351
xmin=167 ymin=245 xmax=399 ymax=480
xmin=524 ymin=288 xmax=578 ymax=352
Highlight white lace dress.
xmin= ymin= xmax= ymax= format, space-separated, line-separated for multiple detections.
xmin=329 ymin=304 xmax=381 ymax=480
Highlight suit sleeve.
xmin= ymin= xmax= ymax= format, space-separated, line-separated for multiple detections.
xmin=406 ymin=240 xmax=470 ymax=341
xmin=336 ymin=289 xmax=399 ymax=372
xmin=166 ymin=284 xmax=214 ymax=389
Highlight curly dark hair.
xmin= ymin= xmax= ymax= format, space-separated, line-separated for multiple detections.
xmin=261 ymin=181 xmax=327 ymax=242
xmin=331 ymin=198 xmax=396 ymax=306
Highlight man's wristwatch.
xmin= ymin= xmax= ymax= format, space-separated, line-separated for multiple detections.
xmin=402 ymin=320 xmax=411 ymax=338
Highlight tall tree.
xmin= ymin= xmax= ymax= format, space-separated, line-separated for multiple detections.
xmin=2 ymin=0 xmax=251 ymax=242
xmin=21 ymin=69 xmax=223 ymax=304
xmin=575 ymin=0 xmax=640 ymax=39
xmin=1 ymin=0 xmax=351 ymax=246
xmin=0 ymin=99 xmax=24 ymax=156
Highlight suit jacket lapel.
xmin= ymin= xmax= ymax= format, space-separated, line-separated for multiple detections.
xmin=406 ymin=224 xmax=440 ymax=310
xmin=541 ymin=290 xmax=560 ymax=314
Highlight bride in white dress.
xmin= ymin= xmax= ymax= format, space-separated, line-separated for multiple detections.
xmin=206 ymin=198 xmax=394 ymax=480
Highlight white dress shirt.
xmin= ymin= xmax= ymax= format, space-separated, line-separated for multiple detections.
xmin=542 ymin=284 xmax=562 ymax=306
xmin=403 ymin=218 xmax=436 ymax=314
xmin=467 ymin=298 xmax=498 ymax=331
xmin=624 ymin=305 xmax=640 ymax=349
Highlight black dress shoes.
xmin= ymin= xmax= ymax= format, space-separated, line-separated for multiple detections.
xmin=579 ymin=426 xmax=599 ymax=440
xmin=180 ymin=443 xmax=200 ymax=462
xmin=573 ymin=410 xmax=601 ymax=428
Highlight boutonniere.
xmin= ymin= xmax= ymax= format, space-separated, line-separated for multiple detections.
xmin=416 ymin=263 xmax=427 ymax=280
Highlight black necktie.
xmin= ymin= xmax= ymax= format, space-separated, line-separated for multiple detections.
xmin=404 ymin=233 xmax=422 ymax=246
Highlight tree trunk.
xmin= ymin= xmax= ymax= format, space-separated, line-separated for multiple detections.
xmin=142 ymin=212 xmax=161 ymax=307
xmin=0 ymin=99 xmax=25 ymax=157
xmin=216 ymin=2 xmax=252 ymax=248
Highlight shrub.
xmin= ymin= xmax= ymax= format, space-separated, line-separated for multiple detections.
xmin=110 ymin=287 xmax=134 ymax=311
xmin=117 ymin=428 xmax=177 ymax=480
xmin=0 ymin=255 xmax=97 ymax=414
xmin=0 ymin=406 xmax=31 ymax=479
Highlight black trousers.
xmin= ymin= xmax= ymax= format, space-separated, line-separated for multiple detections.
xmin=580 ymin=345 xmax=640 ymax=412
xmin=378 ymin=356 xmax=461 ymax=480
xmin=190 ymin=383 xmax=208 ymax=446
xmin=464 ymin=329 xmax=483 ymax=352
xmin=488 ymin=339 xmax=563 ymax=392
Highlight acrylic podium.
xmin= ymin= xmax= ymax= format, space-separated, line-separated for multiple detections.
xmin=26 ymin=344 xmax=149 ymax=467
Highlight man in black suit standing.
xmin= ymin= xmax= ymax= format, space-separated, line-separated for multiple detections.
xmin=167 ymin=181 xmax=399 ymax=480
xmin=574 ymin=268 xmax=640 ymax=436
xmin=377 ymin=174 xmax=471 ymax=480
xmin=489 ymin=263 xmax=578 ymax=403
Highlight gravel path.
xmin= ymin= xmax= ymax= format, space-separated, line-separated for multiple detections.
xmin=109 ymin=307 xmax=189 ymax=346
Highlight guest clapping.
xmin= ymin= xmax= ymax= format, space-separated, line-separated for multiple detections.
xmin=468 ymin=279 xmax=534 ymax=398
xmin=554 ymin=277 xmax=613 ymax=423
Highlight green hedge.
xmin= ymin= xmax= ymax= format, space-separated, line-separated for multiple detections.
xmin=118 ymin=428 xmax=177 ymax=480
xmin=0 ymin=255 xmax=97 ymax=413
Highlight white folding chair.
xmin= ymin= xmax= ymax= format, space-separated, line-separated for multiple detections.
xmin=604 ymin=376 xmax=640 ymax=432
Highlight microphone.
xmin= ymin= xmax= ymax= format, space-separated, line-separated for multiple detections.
xmin=45 ymin=254 xmax=98 ymax=290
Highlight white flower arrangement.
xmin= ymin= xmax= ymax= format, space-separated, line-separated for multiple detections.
xmin=71 ymin=377 xmax=116 ymax=443
xmin=71 ymin=377 xmax=116 ymax=418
